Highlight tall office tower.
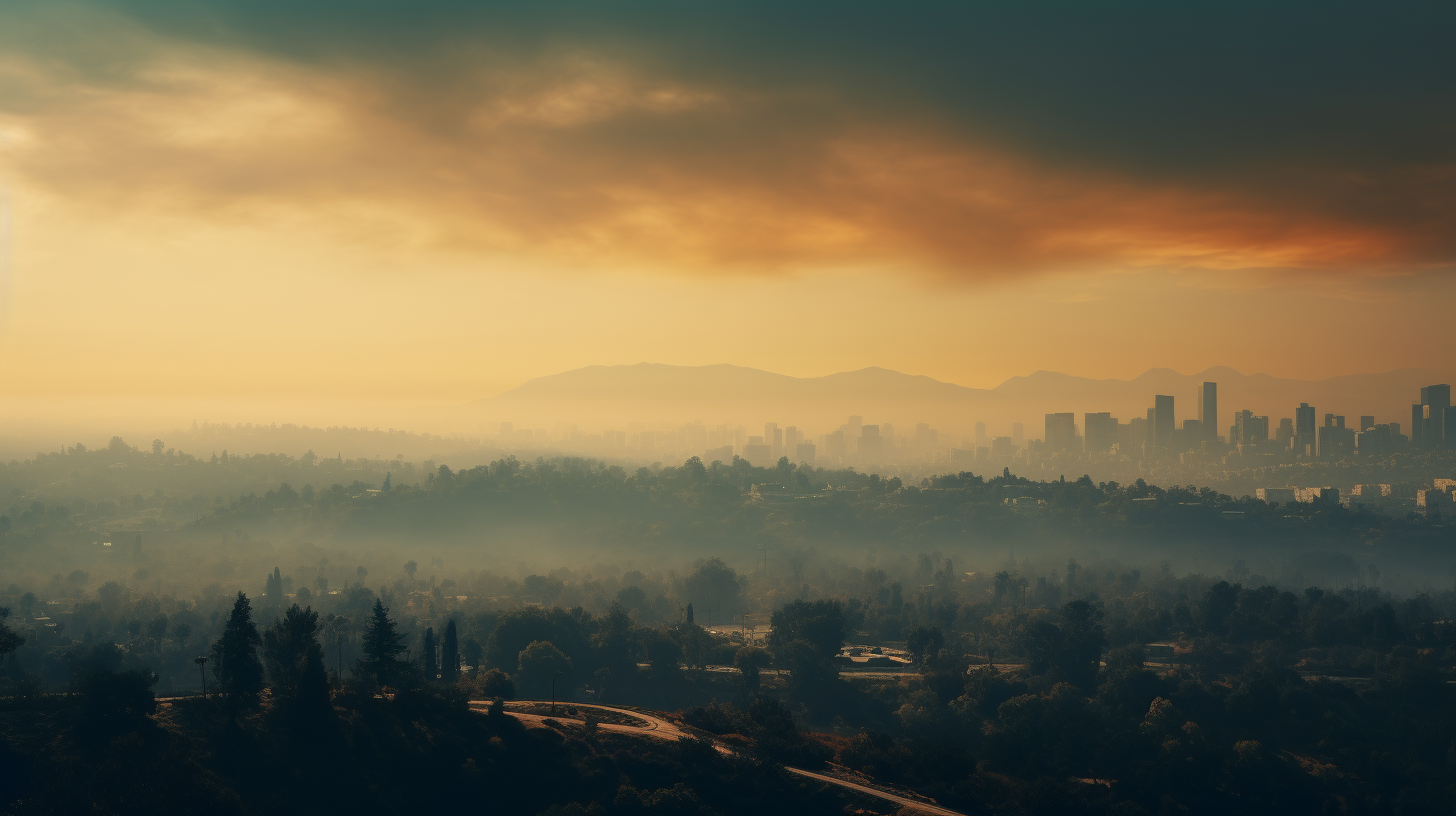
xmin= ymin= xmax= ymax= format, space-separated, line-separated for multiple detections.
xmin=1198 ymin=382 xmax=1218 ymax=442
xmin=1045 ymin=413 xmax=1078 ymax=452
xmin=1153 ymin=395 xmax=1175 ymax=449
xmin=1360 ymin=415 xmax=1376 ymax=432
xmin=795 ymin=442 xmax=816 ymax=464
xmin=1419 ymin=384 xmax=1451 ymax=449
xmin=848 ymin=416 xmax=863 ymax=438
xmin=990 ymin=436 xmax=1014 ymax=458
xmin=975 ymin=421 xmax=988 ymax=447
xmin=1126 ymin=416 xmax=1148 ymax=452
xmin=1412 ymin=403 xmax=1426 ymax=448
xmin=1276 ymin=417 xmax=1294 ymax=444
xmin=1234 ymin=410 xmax=1270 ymax=445
xmin=764 ymin=423 xmax=779 ymax=458
xmin=1084 ymin=412 xmax=1117 ymax=453
xmin=858 ymin=424 xmax=883 ymax=460
xmin=773 ymin=427 xmax=783 ymax=458
xmin=1295 ymin=403 xmax=1317 ymax=456
xmin=1011 ymin=423 xmax=1024 ymax=447
xmin=914 ymin=422 xmax=937 ymax=447
xmin=784 ymin=426 xmax=799 ymax=455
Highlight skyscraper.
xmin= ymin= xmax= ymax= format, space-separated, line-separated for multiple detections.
xmin=1293 ymin=402 xmax=1317 ymax=456
xmin=1084 ymin=412 xmax=1117 ymax=453
xmin=1045 ymin=413 xmax=1078 ymax=453
xmin=1198 ymin=382 xmax=1218 ymax=443
xmin=1153 ymin=395 xmax=1175 ymax=449
xmin=1419 ymin=384 xmax=1451 ymax=449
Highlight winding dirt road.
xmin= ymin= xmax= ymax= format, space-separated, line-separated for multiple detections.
xmin=470 ymin=700 xmax=968 ymax=816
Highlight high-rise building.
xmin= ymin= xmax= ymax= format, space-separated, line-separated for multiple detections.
xmin=1318 ymin=414 xmax=1355 ymax=460
xmin=1011 ymin=423 xmax=1024 ymax=447
xmin=1233 ymin=410 xmax=1269 ymax=446
xmin=974 ymin=421 xmax=988 ymax=448
xmin=1276 ymin=417 xmax=1294 ymax=445
xmin=795 ymin=442 xmax=816 ymax=464
xmin=1045 ymin=413 xmax=1078 ymax=452
xmin=1198 ymin=382 xmax=1218 ymax=443
xmin=1294 ymin=403 xmax=1317 ymax=456
xmin=784 ymin=426 xmax=799 ymax=455
xmin=1418 ymin=384 xmax=1451 ymax=449
xmin=1084 ymin=412 xmax=1118 ymax=453
xmin=764 ymin=423 xmax=780 ymax=458
xmin=1153 ymin=395 xmax=1175 ymax=449
xmin=990 ymin=436 xmax=1014 ymax=458
xmin=858 ymin=424 xmax=883 ymax=460
xmin=1359 ymin=415 xmax=1376 ymax=432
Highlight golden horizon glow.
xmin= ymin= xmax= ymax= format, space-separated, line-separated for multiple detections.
xmin=0 ymin=2 xmax=1452 ymax=421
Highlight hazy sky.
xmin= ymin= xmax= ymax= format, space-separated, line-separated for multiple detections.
xmin=1 ymin=1 xmax=1452 ymax=413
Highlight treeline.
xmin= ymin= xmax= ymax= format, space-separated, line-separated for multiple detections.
xmin=6 ymin=450 xmax=1451 ymax=548
xmin=0 ymin=596 xmax=857 ymax=816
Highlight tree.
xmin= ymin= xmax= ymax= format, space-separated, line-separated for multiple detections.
xmin=211 ymin=592 xmax=264 ymax=709
xmin=441 ymin=620 xmax=460 ymax=682
xmin=262 ymin=604 xmax=331 ymax=716
xmin=516 ymin=640 xmax=572 ymax=698
xmin=0 ymin=607 xmax=23 ymax=658
xmin=768 ymin=600 xmax=845 ymax=658
xmin=683 ymin=558 xmax=743 ymax=617
xmin=404 ymin=560 xmax=418 ymax=581
xmin=151 ymin=438 xmax=164 ymax=456
xmin=480 ymin=668 xmax=516 ymax=699
xmin=734 ymin=645 xmax=771 ymax=698
xmin=264 ymin=567 xmax=283 ymax=601
xmin=906 ymin=626 xmax=945 ymax=666
xmin=357 ymin=599 xmax=408 ymax=688
xmin=421 ymin=627 xmax=438 ymax=679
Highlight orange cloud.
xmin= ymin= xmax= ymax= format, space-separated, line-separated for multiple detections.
xmin=0 ymin=14 xmax=1451 ymax=285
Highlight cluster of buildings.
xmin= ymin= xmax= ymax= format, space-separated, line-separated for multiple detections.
xmin=1038 ymin=382 xmax=1454 ymax=462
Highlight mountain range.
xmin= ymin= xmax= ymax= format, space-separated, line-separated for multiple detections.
xmin=475 ymin=363 xmax=1453 ymax=439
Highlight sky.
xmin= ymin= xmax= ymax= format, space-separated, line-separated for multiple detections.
xmin=0 ymin=1 xmax=1453 ymax=429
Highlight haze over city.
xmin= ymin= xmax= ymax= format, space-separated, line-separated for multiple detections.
xmin=1 ymin=4 xmax=1454 ymax=815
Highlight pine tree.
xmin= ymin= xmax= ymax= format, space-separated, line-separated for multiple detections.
xmin=262 ymin=604 xmax=331 ymax=717
xmin=358 ymin=598 xmax=408 ymax=688
xmin=440 ymin=620 xmax=460 ymax=682
xmin=212 ymin=592 xmax=264 ymax=709
xmin=421 ymin=627 xmax=437 ymax=680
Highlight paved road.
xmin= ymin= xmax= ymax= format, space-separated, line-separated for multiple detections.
xmin=472 ymin=700 xmax=968 ymax=816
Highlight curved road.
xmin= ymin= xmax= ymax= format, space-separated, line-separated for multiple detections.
xmin=471 ymin=700 xmax=967 ymax=816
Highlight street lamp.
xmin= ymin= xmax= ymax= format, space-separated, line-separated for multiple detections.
xmin=551 ymin=671 xmax=564 ymax=715
xmin=194 ymin=655 xmax=208 ymax=697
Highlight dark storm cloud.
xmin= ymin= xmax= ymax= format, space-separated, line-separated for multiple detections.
xmin=3 ymin=0 xmax=1453 ymax=277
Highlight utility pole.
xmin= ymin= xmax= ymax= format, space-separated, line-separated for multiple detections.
xmin=194 ymin=655 xmax=208 ymax=696
xmin=551 ymin=671 xmax=563 ymax=715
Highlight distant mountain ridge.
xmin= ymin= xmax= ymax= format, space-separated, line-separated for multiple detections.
xmin=477 ymin=363 xmax=1453 ymax=438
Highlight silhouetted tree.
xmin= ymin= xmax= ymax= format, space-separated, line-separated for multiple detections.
xmin=358 ymin=599 xmax=408 ymax=688
xmin=517 ymin=640 xmax=571 ymax=698
xmin=422 ymin=627 xmax=437 ymax=679
xmin=0 ymin=608 xmax=23 ymax=658
xmin=734 ymin=645 xmax=771 ymax=698
xmin=262 ymin=604 xmax=331 ymax=717
xmin=441 ymin=619 xmax=460 ymax=682
xmin=212 ymin=592 xmax=264 ymax=710
xmin=480 ymin=668 xmax=516 ymax=699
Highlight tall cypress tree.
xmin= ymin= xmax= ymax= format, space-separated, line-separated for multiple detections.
xmin=358 ymin=598 xmax=408 ymax=688
xmin=440 ymin=620 xmax=459 ymax=682
xmin=212 ymin=592 xmax=264 ymax=710
xmin=421 ymin=627 xmax=437 ymax=680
